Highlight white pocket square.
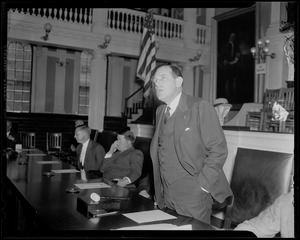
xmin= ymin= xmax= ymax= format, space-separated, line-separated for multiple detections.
xmin=185 ymin=127 xmax=190 ymax=131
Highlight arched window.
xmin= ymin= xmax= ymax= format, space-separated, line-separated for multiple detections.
xmin=6 ymin=42 xmax=32 ymax=112
xmin=78 ymin=51 xmax=92 ymax=115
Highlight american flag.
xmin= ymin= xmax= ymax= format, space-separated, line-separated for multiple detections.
xmin=136 ymin=9 xmax=156 ymax=98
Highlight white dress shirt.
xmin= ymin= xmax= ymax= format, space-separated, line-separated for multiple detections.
xmin=80 ymin=139 xmax=90 ymax=167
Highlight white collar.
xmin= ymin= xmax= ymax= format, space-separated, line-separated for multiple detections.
xmin=166 ymin=92 xmax=182 ymax=115
xmin=82 ymin=139 xmax=90 ymax=148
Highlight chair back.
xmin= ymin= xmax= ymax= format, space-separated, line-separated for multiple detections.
xmin=262 ymin=88 xmax=281 ymax=113
xmin=279 ymin=87 xmax=294 ymax=111
xmin=224 ymin=147 xmax=293 ymax=228
xmin=47 ymin=132 xmax=62 ymax=153
xmin=20 ymin=132 xmax=36 ymax=148
xmin=90 ymin=129 xmax=99 ymax=141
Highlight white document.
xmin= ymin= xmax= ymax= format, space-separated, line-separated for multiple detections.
xmin=122 ymin=209 xmax=177 ymax=224
xmin=27 ymin=153 xmax=47 ymax=156
xmin=51 ymin=169 xmax=80 ymax=173
xmin=36 ymin=160 xmax=61 ymax=164
xmin=116 ymin=223 xmax=192 ymax=230
xmin=74 ymin=182 xmax=111 ymax=189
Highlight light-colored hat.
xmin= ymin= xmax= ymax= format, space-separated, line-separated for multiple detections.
xmin=213 ymin=98 xmax=232 ymax=107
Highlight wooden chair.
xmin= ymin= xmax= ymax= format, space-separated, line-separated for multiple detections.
xmin=260 ymin=88 xmax=281 ymax=132
xmin=46 ymin=132 xmax=62 ymax=153
xmin=277 ymin=88 xmax=294 ymax=133
xmin=222 ymin=148 xmax=294 ymax=229
xmin=20 ymin=132 xmax=36 ymax=149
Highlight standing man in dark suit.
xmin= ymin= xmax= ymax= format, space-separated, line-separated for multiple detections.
xmin=150 ymin=64 xmax=232 ymax=224
xmin=74 ymin=125 xmax=105 ymax=172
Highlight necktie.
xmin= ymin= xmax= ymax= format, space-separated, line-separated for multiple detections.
xmin=164 ymin=106 xmax=171 ymax=124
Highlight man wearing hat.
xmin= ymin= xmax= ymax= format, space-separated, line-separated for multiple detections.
xmin=100 ymin=131 xmax=144 ymax=188
xmin=213 ymin=98 xmax=232 ymax=126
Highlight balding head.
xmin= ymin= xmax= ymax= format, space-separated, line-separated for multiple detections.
xmin=74 ymin=125 xmax=91 ymax=144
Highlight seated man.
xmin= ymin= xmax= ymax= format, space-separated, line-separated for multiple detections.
xmin=74 ymin=125 xmax=105 ymax=172
xmin=6 ymin=120 xmax=20 ymax=150
xmin=234 ymin=190 xmax=294 ymax=238
xmin=100 ymin=131 xmax=144 ymax=188
xmin=213 ymin=98 xmax=232 ymax=126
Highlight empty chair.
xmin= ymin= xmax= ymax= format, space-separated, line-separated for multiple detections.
xmin=20 ymin=132 xmax=36 ymax=149
xmin=46 ymin=132 xmax=62 ymax=153
xmin=222 ymin=148 xmax=294 ymax=229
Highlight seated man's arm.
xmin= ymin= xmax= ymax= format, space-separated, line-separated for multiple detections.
xmin=127 ymin=150 xmax=144 ymax=184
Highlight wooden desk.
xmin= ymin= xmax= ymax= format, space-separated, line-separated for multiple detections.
xmin=4 ymin=149 xmax=225 ymax=237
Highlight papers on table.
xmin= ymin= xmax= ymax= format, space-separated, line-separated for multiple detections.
xmin=36 ymin=160 xmax=61 ymax=164
xmin=122 ymin=209 xmax=177 ymax=224
xmin=74 ymin=182 xmax=111 ymax=189
xmin=26 ymin=153 xmax=47 ymax=156
xmin=51 ymin=169 xmax=80 ymax=174
xmin=116 ymin=223 xmax=192 ymax=230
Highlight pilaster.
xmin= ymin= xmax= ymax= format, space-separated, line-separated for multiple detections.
xmin=88 ymin=49 xmax=108 ymax=131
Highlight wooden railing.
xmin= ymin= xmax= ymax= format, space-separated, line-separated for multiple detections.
xmin=123 ymin=86 xmax=144 ymax=119
xmin=9 ymin=8 xmax=93 ymax=25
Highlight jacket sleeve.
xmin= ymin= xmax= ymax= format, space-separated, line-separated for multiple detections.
xmin=196 ymin=100 xmax=228 ymax=192
xmin=95 ymin=143 xmax=106 ymax=171
xmin=127 ymin=150 xmax=144 ymax=183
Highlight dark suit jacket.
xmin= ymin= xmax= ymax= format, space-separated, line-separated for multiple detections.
xmin=150 ymin=92 xmax=233 ymax=209
xmin=76 ymin=140 xmax=105 ymax=171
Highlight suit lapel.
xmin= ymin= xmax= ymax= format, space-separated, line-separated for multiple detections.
xmin=84 ymin=141 xmax=92 ymax=166
xmin=174 ymin=93 xmax=190 ymax=144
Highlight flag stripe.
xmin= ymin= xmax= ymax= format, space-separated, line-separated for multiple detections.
xmin=136 ymin=9 xmax=156 ymax=98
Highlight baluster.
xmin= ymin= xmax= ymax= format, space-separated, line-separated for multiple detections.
xmin=63 ymin=8 xmax=67 ymax=22
xmin=88 ymin=8 xmax=92 ymax=24
xmin=74 ymin=8 xmax=77 ymax=23
xmin=83 ymin=8 xmax=88 ymax=24
xmin=114 ymin=11 xmax=118 ymax=30
xmin=31 ymin=8 xmax=35 ymax=16
xmin=118 ymin=11 xmax=122 ymax=30
xmin=111 ymin=10 xmax=116 ymax=30
xmin=69 ymin=8 xmax=74 ymax=23
xmin=79 ymin=8 xmax=83 ymax=24
xmin=203 ymin=29 xmax=206 ymax=45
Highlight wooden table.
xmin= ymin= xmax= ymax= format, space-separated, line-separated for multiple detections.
xmin=5 ymin=149 xmax=233 ymax=238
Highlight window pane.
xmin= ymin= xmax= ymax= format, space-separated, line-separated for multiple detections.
xmin=15 ymin=81 xmax=23 ymax=90
xmin=7 ymin=80 xmax=15 ymax=90
xmin=16 ymin=71 xmax=23 ymax=80
xmin=7 ymin=101 xmax=14 ymax=111
xmin=16 ymin=60 xmax=23 ymax=70
xmin=23 ymin=81 xmax=30 ymax=90
xmin=22 ymin=102 xmax=29 ymax=112
xmin=7 ymin=91 xmax=14 ymax=100
xmin=7 ymin=70 xmax=15 ymax=80
xmin=24 ymin=61 xmax=31 ymax=70
xmin=14 ymin=101 xmax=22 ymax=111
xmin=23 ymin=72 xmax=31 ymax=81
xmin=16 ymin=50 xmax=23 ymax=59
xmin=15 ymin=92 xmax=22 ymax=101
xmin=22 ymin=92 xmax=30 ymax=101
xmin=24 ymin=51 xmax=32 ymax=60
xmin=7 ymin=60 xmax=15 ymax=69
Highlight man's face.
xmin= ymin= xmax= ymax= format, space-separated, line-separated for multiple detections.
xmin=74 ymin=129 xmax=85 ymax=144
xmin=116 ymin=135 xmax=131 ymax=152
xmin=153 ymin=66 xmax=182 ymax=104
